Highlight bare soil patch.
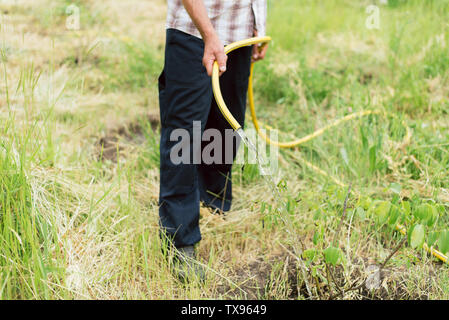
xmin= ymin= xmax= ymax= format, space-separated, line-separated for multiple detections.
xmin=217 ymin=252 xmax=301 ymax=299
xmin=97 ymin=113 xmax=160 ymax=161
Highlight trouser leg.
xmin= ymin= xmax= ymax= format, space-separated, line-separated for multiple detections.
xmin=158 ymin=29 xmax=212 ymax=247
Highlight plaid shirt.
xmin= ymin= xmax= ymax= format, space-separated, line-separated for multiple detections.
xmin=166 ymin=0 xmax=267 ymax=45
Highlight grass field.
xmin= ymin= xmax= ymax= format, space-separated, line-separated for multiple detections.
xmin=0 ymin=0 xmax=448 ymax=299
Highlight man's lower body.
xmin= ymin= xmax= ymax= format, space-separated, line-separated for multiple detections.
xmin=158 ymin=28 xmax=252 ymax=250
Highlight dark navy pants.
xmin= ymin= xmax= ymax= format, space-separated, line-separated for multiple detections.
xmin=158 ymin=29 xmax=252 ymax=247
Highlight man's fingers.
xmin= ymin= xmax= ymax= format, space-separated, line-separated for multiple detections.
xmin=216 ymin=51 xmax=228 ymax=74
xmin=203 ymin=57 xmax=226 ymax=77
xmin=252 ymin=43 xmax=269 ymax=62
xmin=259 ymin=44 xmax=269 ymax=60
xmin=203 ymin=58 xmax=213 ymax=77
xmin=252 ymin=44 xmax=260 ymax=61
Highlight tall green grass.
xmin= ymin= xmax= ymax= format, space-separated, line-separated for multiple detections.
xmin=0 ymin=116 xmax=65 ymax=299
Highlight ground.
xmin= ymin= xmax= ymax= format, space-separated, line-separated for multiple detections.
xmin=0 ymin=0 xmax=448 ymax=299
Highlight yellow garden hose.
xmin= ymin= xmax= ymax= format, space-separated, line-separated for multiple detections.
xmin=249 ymin=63 xmax=384 ymax=148
xmin=211 ymin=36 xmax=448 ymax=265
xmin=212 ymin=36 xmax=272 ymax=131
xmin=213 ymin=37 xmax=384 ymax=147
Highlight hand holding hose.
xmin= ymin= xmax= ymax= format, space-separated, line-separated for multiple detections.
xmin=252 ymin=30 xmax=269 ymax=62
xmin=203 ymin=34 xmax=228 ymax=76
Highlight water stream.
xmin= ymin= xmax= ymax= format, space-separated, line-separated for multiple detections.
xmin=236 ymin=128 xmax=297 ymax=239
xmin=236 ymin=127 xmax=312 ymax=296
